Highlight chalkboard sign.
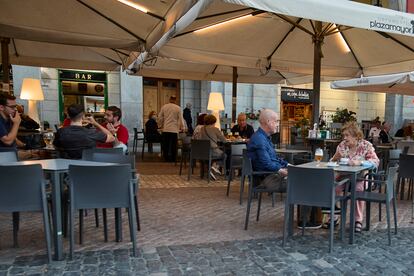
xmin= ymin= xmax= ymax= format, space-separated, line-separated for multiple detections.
xmin=281 ymin=87 xmax=313 ymax=103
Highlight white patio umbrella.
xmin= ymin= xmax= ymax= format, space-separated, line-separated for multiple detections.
xmin=125 ymin=0 xmax=414 ymax=121
xmin=330 ymin=71 xmax=414 ymax=95
xmin=0 ymin=0 xmax=307 ymax=84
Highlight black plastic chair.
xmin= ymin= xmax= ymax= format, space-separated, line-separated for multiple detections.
xmin=132 ymin=128 xmax=144 ymax=154
xmin=242 ymin=150 xmax=283 ymax=230
xmin=91 ymin=152 xmax=141 ymax=233
xmin=283 ymin=166 xmax=349 ymax=253
xmin=0 ymin=164 xmax=52 ymax=262
xmin=356 ymin=166 xmax=398 ymax=245
xmin=179 ymin=136 xmax=192 ymax=175
xmin=226 ymin=144 xmax=247 ymax=197
xmin=396 ymin=154 xmax=414 ymax=200
xmin=187 ymin=139 xmax=225 ymax=183
xmin=142 ymin=129 xmax=162 ymax=160
xmin=68 ymin=164 xmax=137 ymax=258
xmin=0 ymin=149 xmax=18 ymax=163
xmin=82 ymin=147 xmax=123 ymax=161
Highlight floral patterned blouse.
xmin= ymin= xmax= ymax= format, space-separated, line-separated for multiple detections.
xmin=335 ymin=139 xmax=380 ymax=168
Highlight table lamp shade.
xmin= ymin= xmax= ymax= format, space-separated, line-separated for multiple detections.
xmin=20 ymin=78 xmax=44 ymax=101
xmin=20 ymin=78 xmax=44 ymax=125
xmin=207 ymin=92 xmax=224 ymax=130
xmin=207 ymin=92 xmax=224 ymax=111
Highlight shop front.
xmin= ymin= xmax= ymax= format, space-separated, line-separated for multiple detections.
xmin=280 ymin=87 xmax=313 ymax=145
xmin=58 ymin=70 xmax=108 ymax=123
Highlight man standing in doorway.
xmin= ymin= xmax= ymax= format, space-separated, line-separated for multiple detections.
xmin=158 ymin=95 xmax=184 ymax=162
xmin=0 ymin=93 xmax=23 ymax=150
xmin=183 ymin=103 xmax=193 ymax=135
xmin=97 ymin=105 xmax=129 ymax=153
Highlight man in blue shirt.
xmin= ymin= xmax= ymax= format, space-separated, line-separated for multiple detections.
xmin=0 ymin=93 xmax=22 ymax=150
xmin=247 ymin=109 xmax=288 ymax=177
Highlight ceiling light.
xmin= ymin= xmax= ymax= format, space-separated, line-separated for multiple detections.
xmin=194 ymin=14 xmax=252 ymax=33
xmin=117 ymin=0 xmax=148 ymax=13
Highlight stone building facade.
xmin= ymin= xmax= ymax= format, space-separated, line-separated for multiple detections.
xmin=11 ymin=65 xmax=414 ymax=143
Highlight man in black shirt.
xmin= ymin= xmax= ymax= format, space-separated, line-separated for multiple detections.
xmin=53 ymin=104 xmax=114 ymax=159
xmin=231 ymin=113 xmax=254 ymax=139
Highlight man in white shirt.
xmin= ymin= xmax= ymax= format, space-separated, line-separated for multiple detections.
xmin=158 ymin=95 xmax=184 ymax=162
xmin=368 ymin=121 xmax=381 ymax=144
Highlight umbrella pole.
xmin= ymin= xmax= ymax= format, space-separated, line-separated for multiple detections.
xmin=232 ymin=66 xmax=238 ymax=123
xmin=1 ymin=37 xmax=10 ymax=94
xmin=312 ymin=21 xmax=322 ymax=125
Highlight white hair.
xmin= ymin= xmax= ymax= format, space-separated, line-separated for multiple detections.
xmin=259 ymin=109 xmax=278 ymax=126
xmin=186 ymin=103 xmax=192 ymax=108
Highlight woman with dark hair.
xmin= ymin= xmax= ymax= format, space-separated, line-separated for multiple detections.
xmin=196 ymin=114 xmax=226 ymax=180
xmin=145 ymin=111 xmax=161 ymax=145
xmin=330 ymin=121 xmax=379 ymax=232
xmin=192 ymin=113 xmax=207 ymax=140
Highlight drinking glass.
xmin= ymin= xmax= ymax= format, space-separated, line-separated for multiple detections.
xmin=43 ymin=131 xmax=54 ymax=149
xmin=315 ymin=148 xmax=323 ymax=166
xmin=234 ymin=132 xmax=240 ymax=139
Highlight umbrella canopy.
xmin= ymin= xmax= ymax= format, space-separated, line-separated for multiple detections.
xmin=147 ymin=0 xmax=414 ymax=80
xmin=124 ymin=0 xmax=414 ymax=121
xmin=330 ymin=71 xmax=414 ymax=95
xmin=0 ymin=0 xmax=308 ymax=84
xmin=3 ymin=0 xmax=414 ymax=85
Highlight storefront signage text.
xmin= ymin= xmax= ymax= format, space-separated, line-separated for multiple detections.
xmin=281 ymin=87 xmax=313 ymax=103
xmin=59 ymin=70 xmax=106 ymax=82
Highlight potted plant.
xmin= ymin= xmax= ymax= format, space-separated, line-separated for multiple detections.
xmin=331 ymin=108 xmax=356 ymax=124
xmin=295 ymin=118 xmax=310 ymax=138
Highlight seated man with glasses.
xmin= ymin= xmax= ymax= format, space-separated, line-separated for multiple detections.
xmin=0 ymin=93 xmax=24 ymax=151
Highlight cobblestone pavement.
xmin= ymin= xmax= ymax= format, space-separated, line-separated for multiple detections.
xmin=1 ymin=160 xmax=414 ymax=275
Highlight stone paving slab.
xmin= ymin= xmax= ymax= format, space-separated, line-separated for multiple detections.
xmin=1 ymin=160 xmax=414 ymax=275
xmin=1 ymin=228 xmax=414 ymax=275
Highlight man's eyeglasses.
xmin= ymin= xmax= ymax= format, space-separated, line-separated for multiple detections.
xmin=5 ymin=105 xmax=17 ymax=109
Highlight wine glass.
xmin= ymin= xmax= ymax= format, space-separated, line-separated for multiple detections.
xmin=234 ymin=132 xmax=240 ymax=140
xmin=315 ymin=148 xmax=323 ymax=166
xmin=43 ymin=131 xmax=54 ymax=149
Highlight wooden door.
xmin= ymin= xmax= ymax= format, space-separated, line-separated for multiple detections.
xmin=143 ymin=78 xmax=180 ymax=124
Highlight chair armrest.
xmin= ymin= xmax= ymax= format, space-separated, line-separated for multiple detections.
xmin=252 ymin=171 xmax=277 ymax=176
xmin=335 ymin=178 xmax=350 ymax=187
xmin=356 ymin=178 xmax=386 ymax=185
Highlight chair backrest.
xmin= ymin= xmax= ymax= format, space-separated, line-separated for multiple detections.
xmin=287 ymin=166 xmax=336 ymax=208
xmin=0 ymin=164 xmax=44 ymax=212
xmin=82 ymin=147 xmax=123 ymax=160
xmin=231 ymin=144 xmax=247 ymax=156
xmin=403 ymin=146 xmax=410 ymax=155
xmin=0 ymin=150 xmax=18 ymax=163
xmin=388 ymin=149 xmax=402 ymax=160
xmin=385 ymin=166 xmax=398 ymax=202
xmin=398 ymin=154 xmax=414 ymax=178
xmin=242 ymin=150 xmax=253 ymax=177
xmin=190 ymin=139 xmax=211 ymax=160
xmin=230 ymin=144 xmax=247 ymax=167
xmin=68 ymin=164 xmax=132 ymax=209
xmin=182 ymin=135 xmax=192 ymax=150
xmin=271 ymin=132 xmax=280 ymax=146
xmin=91 ymin=152 xmax=136 ymax=172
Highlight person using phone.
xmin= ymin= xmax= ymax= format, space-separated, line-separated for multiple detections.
xmin=53 ymin=104 xmax=114 ymax=159
xmin=0 ymin=93 xmax=23 ymax=150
